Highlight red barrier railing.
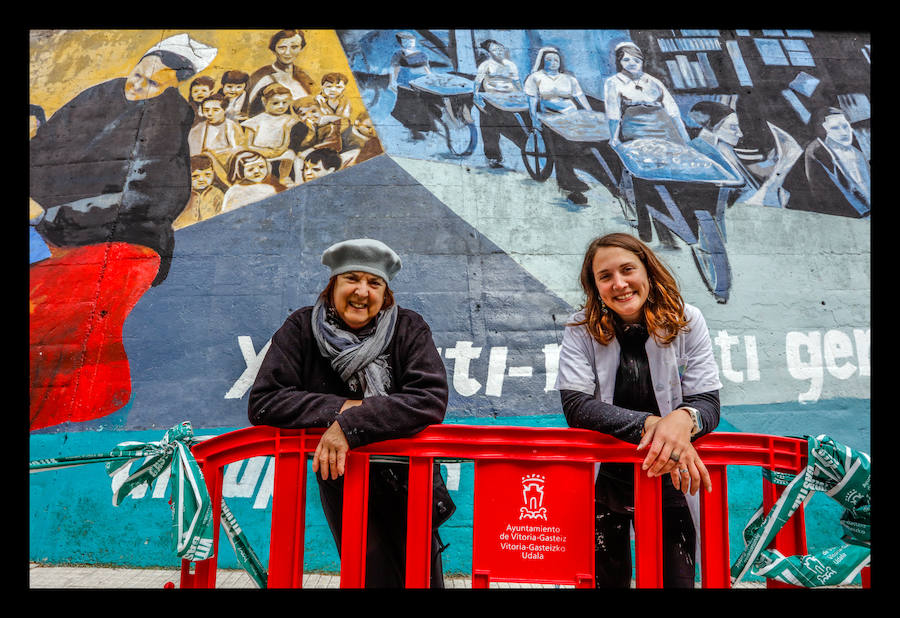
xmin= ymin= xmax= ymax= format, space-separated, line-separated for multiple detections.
xmin=175 ymin=425 xmax=862 ymax=589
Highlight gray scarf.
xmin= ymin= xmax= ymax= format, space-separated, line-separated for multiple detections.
xmin=311 ymin=296 xmax=398 ymax=396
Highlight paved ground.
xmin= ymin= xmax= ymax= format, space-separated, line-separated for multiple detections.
xmin=28 ymin=563 xmax=784 ymax=589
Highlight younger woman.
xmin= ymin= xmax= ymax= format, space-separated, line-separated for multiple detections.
xmin=556 ymin=232 xmax=722 ymax=587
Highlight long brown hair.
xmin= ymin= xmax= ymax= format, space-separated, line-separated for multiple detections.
xmin=573 ymin=233 xmax=688 ymax=345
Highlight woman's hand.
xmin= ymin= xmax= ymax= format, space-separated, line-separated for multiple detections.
xmin=312 ymin=421 xmax=350 ymax=480
xmin=637 ymin=410 xmax=710 ymax=492
xmin=668 ymin=443 xmax=711 ymax=495
xmin=311 ymin=400 xmax=361 ymax=480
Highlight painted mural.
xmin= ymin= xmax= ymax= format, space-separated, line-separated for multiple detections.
xmin=30 ymin=30 xmax=870 ymax=574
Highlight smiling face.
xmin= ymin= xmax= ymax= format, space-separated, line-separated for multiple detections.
xmin=223 ymin=82 xmax=246 ymax=98
xmin=591 ymin=246 xmax=651 ymax=324
xmin=190 ymin=83 xmax=211 ymax=103
xmin=332 ymin=271 xmax=386 ymax=329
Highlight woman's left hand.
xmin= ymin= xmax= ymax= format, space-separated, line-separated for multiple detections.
xmin=637 ymin=410 xmax=712 ymax=493
xmin=636 ymin=409 xmax=695 ymax=478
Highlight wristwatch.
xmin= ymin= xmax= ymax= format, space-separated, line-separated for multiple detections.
xmin=681 ymin=407 xmax=701 ymax=436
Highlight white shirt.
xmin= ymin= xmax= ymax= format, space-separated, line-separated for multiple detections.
xmin=221 ymin=182 xmax=276 ymax=212
xmin=475 ymin=57 xmax=520 ymax=93
xmin=523 ymin=70 xmax=583 ymax=114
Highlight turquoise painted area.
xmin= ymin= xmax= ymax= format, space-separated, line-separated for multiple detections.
xmin=30 ymin=402 xmax=866 ymax=584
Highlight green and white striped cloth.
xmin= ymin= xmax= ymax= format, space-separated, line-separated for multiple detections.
xmin=731 ymin=434 xmax=870 ymax=587
xmin=30 ymin=422 xmax=267 ymax=588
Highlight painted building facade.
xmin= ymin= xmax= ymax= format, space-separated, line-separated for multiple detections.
xmin=29 ymin=29 xmax=870 ymax=580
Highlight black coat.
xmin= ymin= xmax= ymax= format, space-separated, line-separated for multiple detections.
xmin=29 ymin=78 xmax=195 ymax=285
xmin=248 ymin=305 xmax=454 ymax=587
xmin=248 ymin=306 xmax=448 ymax=448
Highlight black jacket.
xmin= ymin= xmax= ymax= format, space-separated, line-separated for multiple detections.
xmin=248 ymin=306 xmax=449 ymax=449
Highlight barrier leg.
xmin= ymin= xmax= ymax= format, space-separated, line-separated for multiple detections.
xmin=340 ymin=453 xmax=370 ymax=588
xmin=762 ymin=471 xmax=807 ymax=589
xmin=405 ymin=456 xmax=434 ymax=588
xmin=268 ymin=450 xmax=307 ymax=588
xmin=633 ymin=468 xmax=664 ymax=588
xmin=700 ymin=464 xmax=731 ymax=588
xmin=472 ymin=570 xmax=490 ymax=588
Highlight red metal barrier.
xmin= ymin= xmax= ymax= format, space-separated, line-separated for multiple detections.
xmin=176 ymin=425 xmax=866 ymax=589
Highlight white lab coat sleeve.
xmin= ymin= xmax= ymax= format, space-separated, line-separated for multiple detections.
xmin=554 ymin=314 xmax=598 ymax=395
xmin=678 ymin=304 xmax=723 ymax=396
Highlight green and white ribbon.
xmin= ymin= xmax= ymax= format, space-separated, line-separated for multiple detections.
xmin=30 ymin=422 xmax=267 ymax=588
xmin=731 ymin=434 xmax=870 ymax=587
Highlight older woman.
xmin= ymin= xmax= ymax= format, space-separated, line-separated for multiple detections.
xmin=555 ymin=233 xmax=722 ymax=588
xmin=248 ymin=238 xmax=454 ymax=588
xmin=605 ymin=42 xmax=691 ymax=147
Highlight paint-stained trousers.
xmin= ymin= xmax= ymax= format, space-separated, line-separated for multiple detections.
xmin=594 ymin=500 xmax=696 ymax=588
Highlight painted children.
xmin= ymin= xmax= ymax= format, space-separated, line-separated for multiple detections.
xmin=173 ymin=154 xmax=225 ymax=229
xmin=241 ymin=83 xmax=299 ymax=186
xmin=316 ymin=72 xmax=353 ymax=133
xmin=188 ymin=93 xmax=246 ymax=178
xmin=219 ymin=70 xmax=250 ymax=123
xmin=221 ymin=150 xmax=279 ymax=212
xmin=188 ymin=75 xmax=217 ymax=124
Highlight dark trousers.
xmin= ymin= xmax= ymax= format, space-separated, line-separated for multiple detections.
xmin=594 ymin=501 xmax=696 ymax=588
xmin=543 ymin=128 xmax=622 ymax=196
xmin=479 ymin=102 xmax=529 ymax=161
xmin=316 ymin=462 xmax=447 ymax=588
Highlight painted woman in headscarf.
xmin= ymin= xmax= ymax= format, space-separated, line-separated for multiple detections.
xmin=29 ymin=33 xmax=216 ymax=430
xmin=248 ymin=238 xmax=455 ymax=588
xmin=524 ymin=46 xmax=620 ymax=205
xmin=604 ymin=42 xmax=691 ymax=147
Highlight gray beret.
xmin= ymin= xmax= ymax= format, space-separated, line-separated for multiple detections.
xmin=321 ymin=238 xmax=402 ymax=282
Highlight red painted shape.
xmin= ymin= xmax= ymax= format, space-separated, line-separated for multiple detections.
xmin=29 ymin=242 xmax=159 ymax=430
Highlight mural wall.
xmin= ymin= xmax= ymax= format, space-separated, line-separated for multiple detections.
xmin=30 ymin=29 xmax=870 ymax=577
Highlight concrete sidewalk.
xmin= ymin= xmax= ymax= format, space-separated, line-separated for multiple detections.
xmin=29 ymin=563 xmax=783 ymax=589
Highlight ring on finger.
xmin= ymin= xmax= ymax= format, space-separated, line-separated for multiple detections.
xmin=669 ymin=451 xmax=680 ymax=462
xmin=680 ymin=468 xmax=690 ymax=475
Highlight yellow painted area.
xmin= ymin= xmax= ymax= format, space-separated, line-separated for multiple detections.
xmin=29 ymin=29 xmax=362 ymax=120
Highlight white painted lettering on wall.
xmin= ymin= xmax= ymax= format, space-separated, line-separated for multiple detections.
xmin=227 ymin=329 xmax=869 ymax=406
xmin=786 ymin=328 xmax=870 ymax=403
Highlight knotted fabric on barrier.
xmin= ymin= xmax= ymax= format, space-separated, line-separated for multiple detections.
xmin=29 ymin=421 xmax=267 ymax=587
xmin=730 ymin=434 xmax=870 ymax=587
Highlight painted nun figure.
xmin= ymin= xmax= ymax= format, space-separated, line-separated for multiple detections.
xmin=248 ymin=238 xmax=455 ymax=587
xmin=29 ymin=33 xmax=216 ymax=430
